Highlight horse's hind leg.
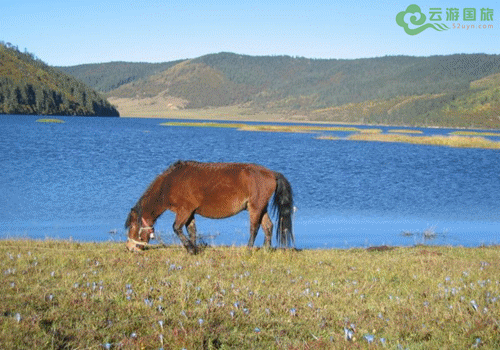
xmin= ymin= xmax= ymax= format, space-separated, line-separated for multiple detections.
xmin=247 ymin=207 xmax=263 ymax=248
xmin=186 ymin=216 xmax=197 ymax=247
xmin=173 ymin=210 xmax=197 ymax=254
xmin=261 ymin=212 xmax=273 ymax=248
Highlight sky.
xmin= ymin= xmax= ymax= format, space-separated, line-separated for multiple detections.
xmin=1 ymin=0 xmax=499 ymax=66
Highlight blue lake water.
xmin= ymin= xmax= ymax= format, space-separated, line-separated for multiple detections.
xmin=1 ymin=115 xmax=500 ymax=249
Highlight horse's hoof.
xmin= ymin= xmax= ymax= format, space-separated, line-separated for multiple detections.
xmin=185 ymin=245 xmax=197 ymax=255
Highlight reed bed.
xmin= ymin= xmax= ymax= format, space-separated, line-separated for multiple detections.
xmin=161 ymin=121 xmax=382 ymax=134
xmin=238 ymin=125 xmax=382 ymax=133
xmin=314 ymin=135 xmax=340 ymax=141
xmin=1 ymin=240 xmax=499 ymax=349
xmin=162 ymin=121 xmax=500 ymax=149
xmin=450 ymin=131 xmax=500 ymax=137
xmin=36 ymin=118 xmax=65 ymax=123
xmin=388 ymin=129 xmax=424 ymax=134
xmin=347 ymin=133 xmax=500 ymax=149
xmin=160 ymin=121 xmax=246 ymax=129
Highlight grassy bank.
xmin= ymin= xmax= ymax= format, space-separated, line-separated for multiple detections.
xmin=115 ymin=104 xmax=297 ymax=122
xmin=1 ymin=240 xmax=499 ymax=349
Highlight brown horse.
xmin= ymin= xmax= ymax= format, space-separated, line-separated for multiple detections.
xmin=125 ymin=160 xmax=294 ymax=253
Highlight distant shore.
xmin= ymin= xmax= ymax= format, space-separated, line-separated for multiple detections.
xmin=115 ymin=104 xmax=311 ymax=123
xmin=115 ymin=105 xmax=500 ymax=132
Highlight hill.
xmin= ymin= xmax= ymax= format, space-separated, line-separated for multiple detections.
xmin=57 ymin=60 xmax=182 ymax=92
xmin=65 ymin=52 xmax=500 ymax=128
xmin=0 ymin=43 xmax=118 ymax=116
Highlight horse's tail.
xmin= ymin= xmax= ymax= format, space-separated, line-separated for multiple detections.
xmin=272 ymin=172 xmax=294 ymax=247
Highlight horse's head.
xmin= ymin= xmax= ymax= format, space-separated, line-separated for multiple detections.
xmin=125 ymin=209 xmax=155 ymax=251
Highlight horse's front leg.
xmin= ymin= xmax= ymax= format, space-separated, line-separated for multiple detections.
xmin=186 ymin=216 xmax=197 ymax=247
xmin=173 ymin=211 xmax=197 ymax=254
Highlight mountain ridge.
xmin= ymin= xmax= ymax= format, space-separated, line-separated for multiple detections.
xmin=60 ymin=52 xmax=500 ymax=128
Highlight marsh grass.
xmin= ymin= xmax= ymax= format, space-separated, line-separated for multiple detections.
xmin=162 ymin=121 xmax=382 ymax=134
xmin=162 ymin=121 xmax=500 ymax=149
xmin=1 ymin=239 xmax=499 ymax=349
xmin=348 ymin=133 xmax=500 ymax=149
xmin=36 ymin=118 xmax=65 ymax=123
xmin=160 ymin=121 xmax=246 ymax=129
xmin=314 ymin=135 xmax=340 ymax=141
xmin=388 ymin=129 xmax=424 ymax=134
xmin=400 ymin=226 xmax=448 ymax=245
xmin=450 ymin=131 xmax=500 ymax=137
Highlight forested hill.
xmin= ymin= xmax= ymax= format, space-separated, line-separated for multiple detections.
xmin=0 ymin=43 xmax=119 ymax=116
xmin=58 ymin=60 xmax=182 ymax=93
xmin=63 ymin=52 xmax=500 ymax=128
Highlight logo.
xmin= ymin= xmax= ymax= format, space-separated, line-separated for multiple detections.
xmin=396 ymin=4 xmax=449 ymax=35
xmin=397 ymin=4 xmax=494 ymax=35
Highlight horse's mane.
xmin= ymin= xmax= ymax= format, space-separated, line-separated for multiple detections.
xmin=125 ymin=160 xmax=189 ymax=228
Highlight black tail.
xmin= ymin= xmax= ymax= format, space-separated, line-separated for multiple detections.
xmin=272 ymin=172 xmax=294 ymax=247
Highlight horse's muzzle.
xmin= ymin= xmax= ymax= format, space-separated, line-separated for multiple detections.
xmin=126 ymin=238 xmax=147 ymax=251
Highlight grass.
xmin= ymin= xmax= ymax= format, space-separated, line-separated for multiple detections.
xmin=161 ymin=121 xmax=246 ymax=129
xmin=314 ymin=135 xmax=340 ymax=141
xmin=115 ymin=104 xmax=294 ymax=121
xmin=1 ymin=239 xmax=500 ymax=349
xmin=162 ymin=121 xmax=500 ymax=149
xmin=36 ymin=118 xmax=65 ymax=123
xmin=347 ymin=133 xmax=500 ymax=149
xmin=450 ymin=131 xmax=500 ymax=137
xmin=388 ymin=129 xmax=424 ymax=134
xmin=161 ymin=121 xmax=500 ymax=149
xmin=161 ymin=121 xmax=382 ymax=134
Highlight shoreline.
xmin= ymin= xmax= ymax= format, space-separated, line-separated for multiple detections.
xmin=120 ymin=115 xmax=500 ymax=132
xmin=2 ymin=237 xmax=499 ymax=250
xmin=116 ymin=106 xmax=500 ymax=131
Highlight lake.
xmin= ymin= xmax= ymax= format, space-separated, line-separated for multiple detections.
xmin=1 ymin=115 xmax=499 ymax=249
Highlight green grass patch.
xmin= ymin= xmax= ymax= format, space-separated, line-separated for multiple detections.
xmin=36 ymin=118 xmax=65 ymax=123
xmin=1 ymin=240 xmax=499 ymax=349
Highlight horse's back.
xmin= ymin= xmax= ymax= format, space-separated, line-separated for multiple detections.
xmin=176 ymin=161 xmax=274 ymax=183
xmin=168 ymin=161 xmax=277 ymax=218
xmin=180 ymin=161 xmax=276 ymax=194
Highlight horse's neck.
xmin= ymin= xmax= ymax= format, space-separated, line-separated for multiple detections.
xmin=142 ymin=179 xmax=169 ymax=222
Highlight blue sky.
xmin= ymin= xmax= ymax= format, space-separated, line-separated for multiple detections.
xmin=1 ymin=0 xmax=498 ymax=66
